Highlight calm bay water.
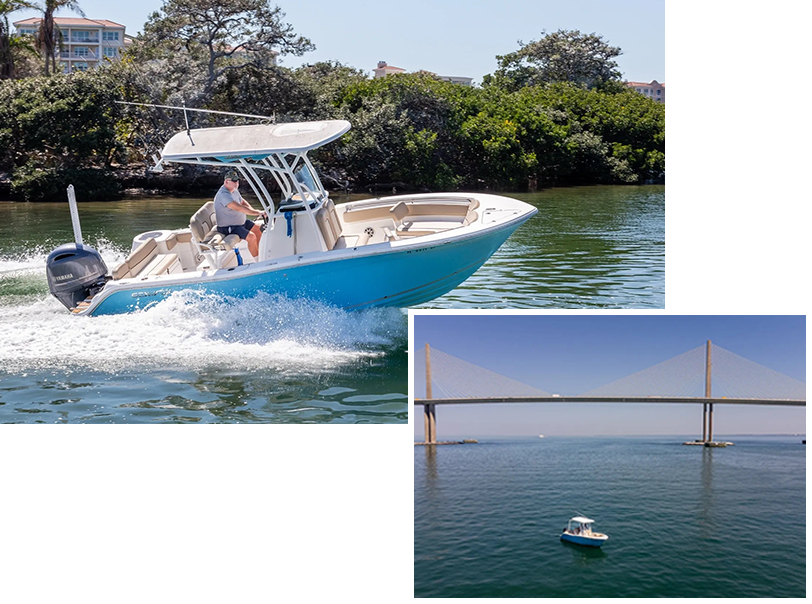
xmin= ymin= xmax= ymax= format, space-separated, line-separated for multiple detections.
xmin=419 ymin=185 xmax=664 ymax=308
xmin=415 ymin=436 xmax=805 ymax=598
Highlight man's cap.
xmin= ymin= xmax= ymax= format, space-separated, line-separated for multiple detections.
xmin=224 ymin=171 xmax=240 ymax=182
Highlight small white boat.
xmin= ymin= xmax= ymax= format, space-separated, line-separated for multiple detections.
xmin=560 ymin=516 xmax=608 ymax=547
xmin=45 ymin=117 xmax=537 ymax=315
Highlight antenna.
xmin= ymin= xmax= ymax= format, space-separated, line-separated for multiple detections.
xmin=182 ymin=100 xmax=191 ymax=138
xmin=66 ymin=184 xmax=83 ymax=245
xmin=115 ymin=101 xmax=275 ymax=172
xmin=115 ymin=100 xmax=274 ymax=122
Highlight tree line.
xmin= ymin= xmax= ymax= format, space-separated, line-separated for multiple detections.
xmin=0 ymin=0 xmax=664 ymax=201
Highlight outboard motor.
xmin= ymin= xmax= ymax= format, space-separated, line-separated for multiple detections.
xmin=46 ymin=243 xmax=109 ymax=311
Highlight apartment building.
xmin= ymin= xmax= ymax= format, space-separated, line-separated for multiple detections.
xmin=435 ymin=75 xmax=473 ymax=86
xmin=373 ymin=61 xmax=473 ymax=86
xmin=13 ymin=17 xmax=129 ymax=73
xmin=626 ymin=80 xmax=665 ymax=103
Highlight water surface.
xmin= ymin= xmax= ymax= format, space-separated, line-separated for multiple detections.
xmin=415 ymin=435 xmax=805 ymax=598
xmin=419 ymin=185 xmax=665 ymax=308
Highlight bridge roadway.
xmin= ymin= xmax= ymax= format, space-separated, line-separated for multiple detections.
xmin=414 ymin=396 xmax=806 ymax=406
xmin=415 ymin=396 xmax=805 ymax=444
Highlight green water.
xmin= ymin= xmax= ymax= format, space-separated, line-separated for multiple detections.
xmin=419 ymin=185 xmax=665 ymax=308
xmin=415 ymin=436 xmax=805 ymax=597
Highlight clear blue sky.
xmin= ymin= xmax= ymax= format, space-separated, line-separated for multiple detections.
xmin=9 ymin=0 xmax=665 ymax=83
xmin=413 ymin=315 xmax=806 ymax=438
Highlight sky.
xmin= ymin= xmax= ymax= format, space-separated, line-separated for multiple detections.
xmin=8 ymin=0 xmax=665 ymax=83
xmin=412 ymin=315 xmax=806 ymax=438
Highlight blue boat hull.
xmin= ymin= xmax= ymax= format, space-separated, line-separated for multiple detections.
xmin=560 ymin=533 xmax=607 ymax=547
xmin=88 ymin=217 xmax=529 ymax=316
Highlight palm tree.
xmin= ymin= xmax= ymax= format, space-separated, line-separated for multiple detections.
xmin=35 ymin=0 xmax=84 ymax=75
xmin=0 ymin=0 xmax=36 ymax=79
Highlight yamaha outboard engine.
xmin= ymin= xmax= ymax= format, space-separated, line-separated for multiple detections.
xmin=46 ymin=243 xmax=109 ymax=310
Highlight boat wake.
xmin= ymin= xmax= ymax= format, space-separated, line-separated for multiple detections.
xmin=0 ymin=259 xmax=406 ymax=374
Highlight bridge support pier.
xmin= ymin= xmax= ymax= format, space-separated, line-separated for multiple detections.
xmin=424 ymin=343 xmax=437 ymax=444
xmin=704 ymin=340 xmax=713 ymax=442
xmin=423 ymin=404 xmax=436 ymax=444
xmin=702 ymin=403 xmax=707 ymax=441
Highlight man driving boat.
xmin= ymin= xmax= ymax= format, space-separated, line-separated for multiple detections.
xmin=214 ymin=171 xmax=267 ymax=258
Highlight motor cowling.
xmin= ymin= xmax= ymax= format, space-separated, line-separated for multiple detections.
xmin=46 ymin=243 xmax=109 ymax=310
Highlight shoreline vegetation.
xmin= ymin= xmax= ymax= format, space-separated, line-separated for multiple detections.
xmin=0 ymin=2 xmax=664 ymax=202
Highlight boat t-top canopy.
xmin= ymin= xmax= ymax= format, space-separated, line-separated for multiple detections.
xmin=161 ymin=120 xmax=351 ymax=162
xmin=153 ymin=120 xmax=352 ymax=239
xmin=570 ymin=516 xmax=595 ymax=524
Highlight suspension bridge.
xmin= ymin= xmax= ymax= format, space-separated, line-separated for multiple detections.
xmin=415 ymin=341 xmax=805 ymax=446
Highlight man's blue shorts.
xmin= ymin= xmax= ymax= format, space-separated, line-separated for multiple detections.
xmin=217 ymin=219 xmax=255 ymax=240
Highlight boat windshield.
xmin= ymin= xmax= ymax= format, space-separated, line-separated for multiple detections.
xmin=293 ymin=162 xmax=322 ymax=199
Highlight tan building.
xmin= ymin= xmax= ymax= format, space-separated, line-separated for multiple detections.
xmin=373 ymin=61 xmax=473 ymax=86
xmin=373 ymin=61 xmax=406 ymax=78
xmin=436 ymin=75 xmax=473 ymax=86
xmin=627 ymin=80 xmax=665 ymax=103
xmin=13 ymin=17 xmax=129 ymax=73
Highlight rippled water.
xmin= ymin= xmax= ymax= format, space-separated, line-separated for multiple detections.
xmin=418 ymin=186 xmax=665 ymax=308
xmin=415 ymin=436 xmax=805 ymax=598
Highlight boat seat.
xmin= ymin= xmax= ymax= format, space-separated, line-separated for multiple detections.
xmin=163 ymin=231 xmax=192 ymax=251
xmin=190 ymin=201 xmax=241 ymax=252
xmin=390 ymin=201 xmax=409 ymax=222
xmin=394 ymin=199 xmax=480 ymax=235
xmin=403 ymin=201 xmax=472 ymax=218
xmin=112 ymin=237 xmax=158 ymax=280
xmin=315 ymin=198 xmax=342 ymax=251
xmin=173 ymin=231 xmax=193 ymax=245
xmin=143 ymin=253 xmax=180 ymax=277
xmin=341 ymin=205 xmax=396 ymax=223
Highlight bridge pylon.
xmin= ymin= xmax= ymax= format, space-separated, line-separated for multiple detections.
xmin=423 ymin=343 xmax=437 ymax=444
xmin=685 ymin=339 xmax=732 ymax=447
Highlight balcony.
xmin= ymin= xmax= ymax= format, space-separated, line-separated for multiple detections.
xmin=59 ymin=50 xmax=100 ymax=60
xmin=69 ymin=36 xmax=99 ymax=44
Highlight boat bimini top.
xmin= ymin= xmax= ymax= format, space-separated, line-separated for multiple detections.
xmin=160 ymin=120 xmax=351 ymax=160
xmin=570 ymin=516 xmax=595 ymax=525
xmin=152 ymin=119 xmax=352 ymax=251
